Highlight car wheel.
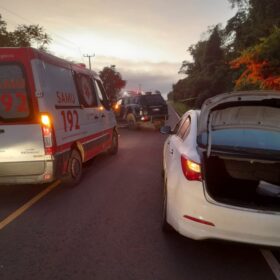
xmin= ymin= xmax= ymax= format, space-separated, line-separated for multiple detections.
xmin=127 ymin=114 xmax=137 ymax=130
xmin=65 ymin=149 xmax=82 ymax=186
xmin=108 ymin=130 xmax=118 ymax=155
xmin=162 ymin=179 xmax=174 ymax=232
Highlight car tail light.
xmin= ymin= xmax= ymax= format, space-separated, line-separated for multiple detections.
xmin=181 ymin=155 xmax=201 ymax=181
xmin=40 ymin=114 xmax=55 ymax=155
xmin=141 ymin=116 xmax=149 ymax=121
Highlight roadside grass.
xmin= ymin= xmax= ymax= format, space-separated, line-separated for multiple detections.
xmin=167 ymin=100 xmax=189 ymax=116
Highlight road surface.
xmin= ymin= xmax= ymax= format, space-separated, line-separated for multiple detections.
xmin=0 ymin=105 xmax=277 ymax=280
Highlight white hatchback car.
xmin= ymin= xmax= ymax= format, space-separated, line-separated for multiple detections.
xmin=162 ymin=91 xmax=280 ymax=247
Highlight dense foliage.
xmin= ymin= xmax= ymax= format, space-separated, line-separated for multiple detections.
xmin=99 ymin=65 xmax=126 ymax=103
xmin=0 ymin=14 xmax=51 ymax=50
xmin=170 ymin=0 xmax=280 ymax=107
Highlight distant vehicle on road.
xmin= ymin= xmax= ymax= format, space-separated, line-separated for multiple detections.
xmin=0 ymin=47 xmax=118 ymax=186
xmin=114 ymin=93 xmax=168 ymax=129
xmin=161 ymin=91 xmax=280 ymax=247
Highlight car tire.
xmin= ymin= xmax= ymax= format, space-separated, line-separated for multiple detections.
xmin=108 ymin=130 xmax=118 ymax=155
xmin=162 ymin=179 xmax=174 ymax=232
xmin=64 ymin=149 xmax=82 ymax=187
xmin=127 ymin=113 xmax=137 ymax=130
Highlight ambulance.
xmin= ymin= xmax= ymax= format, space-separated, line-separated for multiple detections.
xmin=0 ymin=48 xmax=118 ymax=185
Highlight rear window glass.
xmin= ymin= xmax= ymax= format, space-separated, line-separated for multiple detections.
xmin=0 ymin=64 xmax=30 ymax=120
xmin=141 ymin=94 xmax=165 ymax=105
xmin=75 ymin=73 xmax=98 ymax=108
xmin=198 ymin=129 xmax=280 ymax=153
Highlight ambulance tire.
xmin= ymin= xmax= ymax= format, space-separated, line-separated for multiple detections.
xmin=65 ymin=149 xmax=82 ymax=187
xmin=108 ymin=130 xmax=118 ymax=155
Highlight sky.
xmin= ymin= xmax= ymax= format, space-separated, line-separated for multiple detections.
xmin=0 ymin=0 xmax=236 ymax=97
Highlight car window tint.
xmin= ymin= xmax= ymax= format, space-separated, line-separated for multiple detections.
xmin=75 ymin=73 xmax=97 ymax=108
xmin=173 ymin=119 xmax=183 ymax=134
xmin=0 ymin=64 xmax=30 ymax=121
xmin=142 ymin=94 xmax=165 ymax=105
xmin=177 ymin=117 xmax=191 ymax=139
xmin=0 ymin=63 xmax=31 ymax=121
xmin=124 ymin=97 xmax=130 ymax=105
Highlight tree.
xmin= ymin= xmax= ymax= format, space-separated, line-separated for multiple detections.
xmin=173 ymin=26 xmax=232 ymax=108
xmin=230 ymin=27 xmax=280 ymax=90
xmin=225 ymin=0 xmax=280 ymax=53
xmin=172 ymin=0 xmax=280 ymax=109
xmin=0 ymin=14 xmax=51 ymax=49
xmin=99 ymin=65 xmax=126 ymax=103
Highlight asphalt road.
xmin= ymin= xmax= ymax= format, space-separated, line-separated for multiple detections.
xmin=0 ymin=106 xmax=277 ymax=280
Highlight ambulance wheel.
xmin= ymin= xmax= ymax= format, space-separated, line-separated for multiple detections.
xmin=65 ymin=149 xmax=82 ymax=186
xmin=127 ymin=114 xmax=137 ymax=130
xmin=108 ymin=130 xmax=118 ymax=155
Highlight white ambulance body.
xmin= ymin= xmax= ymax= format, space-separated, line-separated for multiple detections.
xmin=0 ymin=48 xmax=118 ymax=185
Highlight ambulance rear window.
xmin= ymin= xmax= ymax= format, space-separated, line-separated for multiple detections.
xmin=0 ymin=64 xmax=30 ymax=121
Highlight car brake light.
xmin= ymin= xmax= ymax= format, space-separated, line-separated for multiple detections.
xmin=141 ymin=116 xmax=149 ymax=121
xmin=181 ymin=155 xmax=201 ymax=181
xmin=40 ymin=114 xmax=54 ymax=155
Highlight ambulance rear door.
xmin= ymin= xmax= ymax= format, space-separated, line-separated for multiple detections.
xmin=0 ymin=49 xmax=46 ymax=179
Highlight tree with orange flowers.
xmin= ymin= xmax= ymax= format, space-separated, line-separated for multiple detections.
xmin=230 ymin=27 xmax=280 ymax=90
xmin=171 ymin=0 xmax=280 ymax=108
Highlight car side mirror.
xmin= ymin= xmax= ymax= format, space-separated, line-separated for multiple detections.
xmin=160 ymin=125 xmax=174 ymax=135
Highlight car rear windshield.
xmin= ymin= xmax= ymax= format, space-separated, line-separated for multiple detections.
xmin=198 ymin=129 xmax=280 ymax=154
xmin=141 ymin=94 xmax=166 ymax=106
xmin=0 ymin=63 xmax=30 ymax=121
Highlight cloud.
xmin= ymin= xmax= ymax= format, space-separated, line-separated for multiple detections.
xmin=1 ymin=0 xmax=236 ymax=63
xmin=0 ymin=0 xmax=236 ymax=98
xmin=91 ymin=55 xmax=181 ymax=96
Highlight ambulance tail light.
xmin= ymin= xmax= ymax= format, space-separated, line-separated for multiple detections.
xmin=40 ymin=114 xmax=55 ymax=155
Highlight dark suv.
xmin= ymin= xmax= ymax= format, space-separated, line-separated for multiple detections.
xmin=114 ymin=94 xmax=168 ymax=129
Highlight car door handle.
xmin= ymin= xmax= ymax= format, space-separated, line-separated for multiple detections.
xmin=94 ymin=115 xmax=99 ymax=119
xmin=0 ymin=129 xmax=4 ymax=134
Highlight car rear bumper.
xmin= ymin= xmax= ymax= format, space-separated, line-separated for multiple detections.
xmin=168 ymin=180 xmax=280 ymax=247
xmin=0 ymin=160 xmax=55 ymax=185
